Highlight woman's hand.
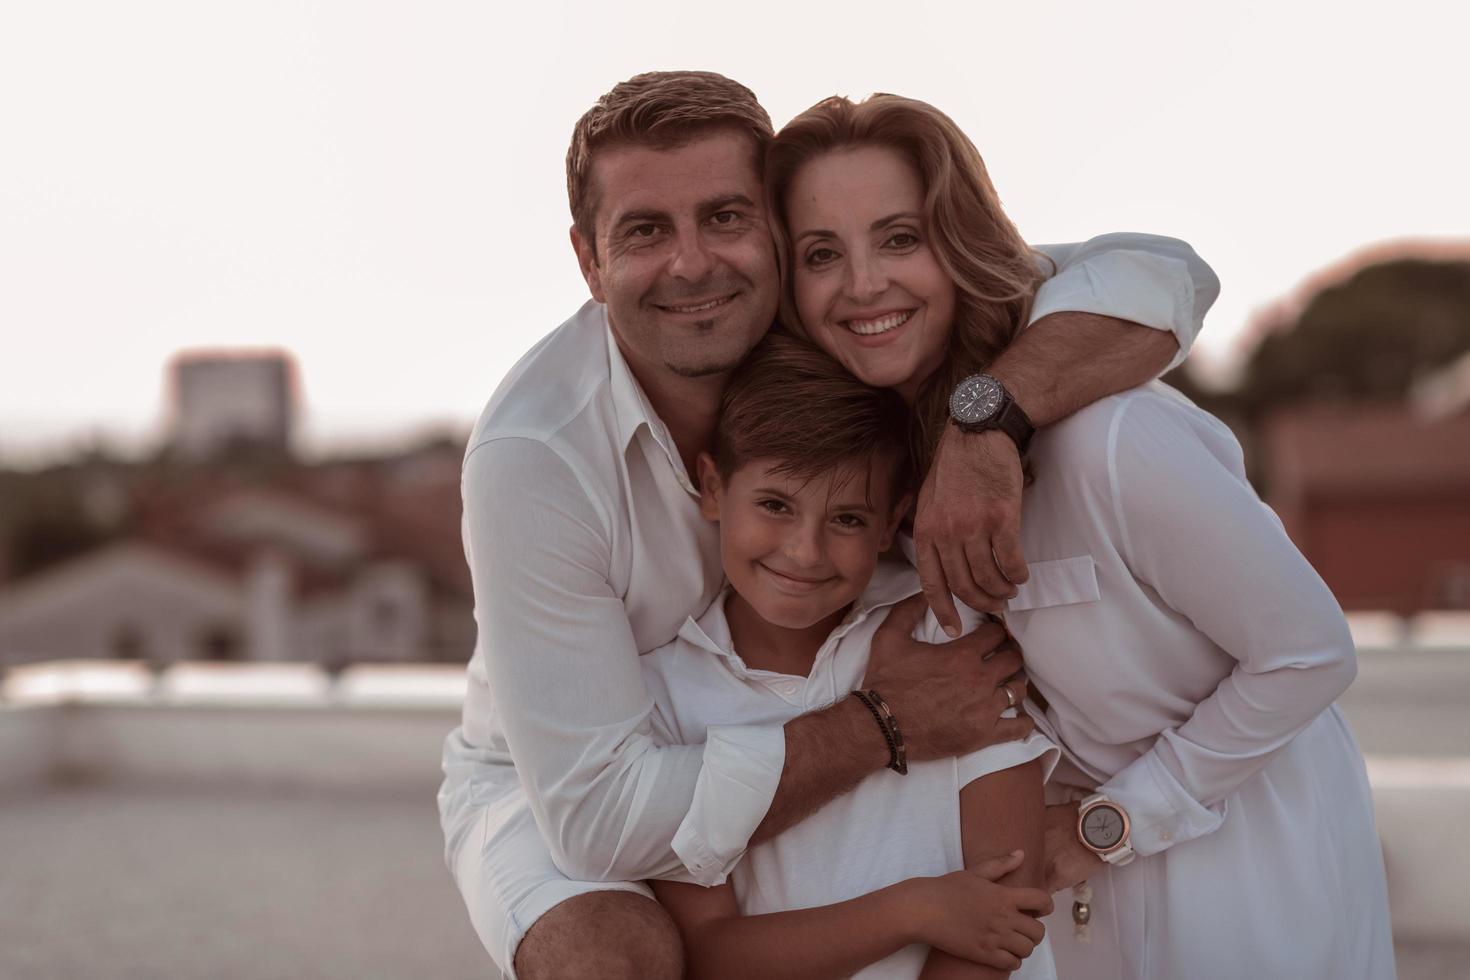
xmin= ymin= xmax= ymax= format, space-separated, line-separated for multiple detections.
xmin=1043 ymin=801 xmax=1106 ymax=893
xmin=904 ymin=851 xmax=1052 ymax=971
xmin=914 ymin=425 xmax=1027 ymax=634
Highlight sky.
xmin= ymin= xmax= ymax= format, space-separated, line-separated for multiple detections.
xmin=3 ymin=0 xmax=1467 ymax=462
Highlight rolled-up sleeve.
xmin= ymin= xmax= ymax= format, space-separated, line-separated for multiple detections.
xmin=1094 ymin=392 xmax=1357 ymax=856
xmin=455 ymin=437 xmax=783 ymax=884
xmin=1031 ymin=233 xmax=1221 ymax=370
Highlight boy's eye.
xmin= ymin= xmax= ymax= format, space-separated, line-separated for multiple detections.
xmin=757 ymin=499 xmax=789 ymax=514
xmin=833 ymin=513 xmax=867 ymax=529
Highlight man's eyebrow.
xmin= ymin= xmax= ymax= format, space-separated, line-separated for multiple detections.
xmin=610 ymin=208 xmax=670 ymax=230
xmin=699 ymin=193 xmax=757 ymax=216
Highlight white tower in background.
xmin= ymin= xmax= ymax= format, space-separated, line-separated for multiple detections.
xmin=169 ymin=351 xmax=296 ymax=458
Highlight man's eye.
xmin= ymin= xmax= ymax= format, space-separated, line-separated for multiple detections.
xmin=710 ymin=210 xmax=739 ymax=225
xmin=629 ymin=224 xmax=660 ymax=239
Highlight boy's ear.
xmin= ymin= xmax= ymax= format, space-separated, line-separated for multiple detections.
xmin=696 ymin=452 xmax=723 ymax=522
xmin=879 ymin=491 xmax=913 ymax=552
xmin=569 ymin=224 xmax=606 ymax=304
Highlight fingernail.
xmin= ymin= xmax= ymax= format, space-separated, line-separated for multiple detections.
xmin=944 ymin=624 xmax=959 ymax=638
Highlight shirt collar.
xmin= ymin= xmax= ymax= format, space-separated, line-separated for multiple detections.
xmin=674 ymin=560 xmax=923 ymax=673
xmin=603 ymin=307 xmax=697 ymax=494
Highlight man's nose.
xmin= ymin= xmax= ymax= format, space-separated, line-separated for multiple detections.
xmin=667 ymin=230 xmax=716 ymax=282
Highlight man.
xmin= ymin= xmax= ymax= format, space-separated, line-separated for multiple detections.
xmin=440 ymin=70 xmax=1219 ymax=980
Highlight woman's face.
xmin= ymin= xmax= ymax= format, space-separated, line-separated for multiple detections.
xmin=786 ymin=145 xmax=956 ymax=401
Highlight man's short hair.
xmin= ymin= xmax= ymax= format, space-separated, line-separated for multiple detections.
xmin=566 ymin=71 xmax=775 ymax=249
xmin=715 ymin=332 xmax=916 ymax=506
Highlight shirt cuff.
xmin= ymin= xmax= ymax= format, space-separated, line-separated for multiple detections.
xmin=1028 ymin=250 xmax=1198 ymax=372
xmin=1100 ymin=747 xmax=1224 ymax=857
xmin=670 ymin=723 xmax=786 ymax=885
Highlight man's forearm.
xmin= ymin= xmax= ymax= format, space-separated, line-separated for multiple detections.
xmin=751 ymin=696 xmax=887 ymax=844
xmin=988 ymin=311 xmax=1179 ymax=425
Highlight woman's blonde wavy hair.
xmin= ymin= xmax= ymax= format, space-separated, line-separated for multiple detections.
xmin=764 ymin=94 xmax=1050 ymax=467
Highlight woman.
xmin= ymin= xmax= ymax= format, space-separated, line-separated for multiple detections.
xmin=763 ymin=94 xmax=1394 ymax=980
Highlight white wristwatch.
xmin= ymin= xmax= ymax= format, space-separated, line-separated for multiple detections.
xmin=1077 ymin=792 xmax=1135 ymax=866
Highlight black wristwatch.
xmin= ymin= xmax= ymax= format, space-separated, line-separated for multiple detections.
xmin=948 ymin=373 xmax=1035 ymax=454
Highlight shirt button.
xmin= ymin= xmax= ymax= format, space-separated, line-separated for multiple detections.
xmin=1159 ymin=831 xmax=1172 ymax=843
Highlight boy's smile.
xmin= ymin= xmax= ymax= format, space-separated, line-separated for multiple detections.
xmin=697 ymin=454 xmax=907 ymax=648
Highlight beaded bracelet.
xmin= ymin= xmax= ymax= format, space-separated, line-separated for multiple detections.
xmin=852 ymin=688 xmax=908 ymax=775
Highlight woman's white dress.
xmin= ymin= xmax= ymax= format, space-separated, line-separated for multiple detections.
xmin=994 ymin=382 xmax=1394 ymax=980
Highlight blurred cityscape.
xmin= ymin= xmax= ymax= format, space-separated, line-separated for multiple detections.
xmin=2 ymin=243 xmax=1469 ymax=979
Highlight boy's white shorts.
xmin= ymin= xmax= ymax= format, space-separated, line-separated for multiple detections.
xmin=447 ymin=784 xmax=653 ymax=979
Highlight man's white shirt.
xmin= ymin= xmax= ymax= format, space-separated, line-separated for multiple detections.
xmin=643 ymin=561 xmax=1059 ymax=979
xmin=438 ymin=234 xmax=1220 ymax=888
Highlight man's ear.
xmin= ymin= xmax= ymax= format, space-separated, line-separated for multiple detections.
xmin=569 ymin=225 xmax=606 ymax=304
xmin=879 ymin=491 xmax=913 ymax=552
xmin=696 ymin=452 xmax=723 ymax=523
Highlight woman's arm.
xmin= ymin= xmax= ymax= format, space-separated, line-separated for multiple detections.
xmin=918 ymin=760 xmax=1048 ymax=980
xmin=1072 ymin=390 xmax=1359 ymax=866
xmin=651 ymin=847 xmax=1048 ymax=980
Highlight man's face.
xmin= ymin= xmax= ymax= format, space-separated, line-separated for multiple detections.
xmin=571 ymin=129 xmax=779 ymax=381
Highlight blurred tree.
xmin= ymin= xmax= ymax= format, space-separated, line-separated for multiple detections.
xmin=1237 ymin=259 xmax=1470 ymax=417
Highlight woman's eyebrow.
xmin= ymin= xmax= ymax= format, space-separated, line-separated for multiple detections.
xmin=870 ymin=211 xmax=922 ymax=231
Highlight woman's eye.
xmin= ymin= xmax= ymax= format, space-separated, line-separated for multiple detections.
xmin=805 ymin=247 xmax=839 ymax=266
xmin=886 ymin=232 xmax=919 ymax=249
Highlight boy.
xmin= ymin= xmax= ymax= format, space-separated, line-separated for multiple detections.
xmin=643 ymin=333 xmax=1059 ymax=980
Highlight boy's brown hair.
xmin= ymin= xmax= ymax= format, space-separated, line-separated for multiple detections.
xmin=715 ymin=331 xmax=916 ymax=506
xmin=566 ymin=71 xmax=775 ymax=250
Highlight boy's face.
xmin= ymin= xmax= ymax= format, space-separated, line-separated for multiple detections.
xmin=697 ymin=453 xmax=908 ymax=631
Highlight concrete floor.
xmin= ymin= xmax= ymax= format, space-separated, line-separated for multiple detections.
xmin=0 ymin=783 xmax=492 ymax=980
xmin=2 ymin=780 xmax=1465 ymax=979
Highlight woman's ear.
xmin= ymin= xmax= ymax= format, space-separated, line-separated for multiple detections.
xmin=879 ymin=491 xmax=913 ymax=551
xmin=696 ymin=452 xmax=723 ymax=522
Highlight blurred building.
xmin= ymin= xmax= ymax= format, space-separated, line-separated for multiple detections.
xmin=169 ymin=350 xmax=296 ymax=459
xmin=1263 ymin=404 xmax=1470 ymax=612
xmin=0 ymin=443 xmax=475 ymax=669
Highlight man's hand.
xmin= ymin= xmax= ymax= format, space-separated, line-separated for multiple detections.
xmin=913 ymin=425 xmax=1027 ymax=635
xmin=1043 ymin=801 xmax=1105 ymax=894
xmin=864 ymin=594 xmax=1034 ymax=761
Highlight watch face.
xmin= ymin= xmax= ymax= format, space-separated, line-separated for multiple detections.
xmin=950 ymin=375 xmax=1004 ymax=425
xmin=1081 ymin=803 xmax=1127 ymax=850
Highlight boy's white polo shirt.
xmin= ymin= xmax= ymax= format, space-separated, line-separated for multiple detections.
xmin=643 ymin=560 xmax=1059 ymax=980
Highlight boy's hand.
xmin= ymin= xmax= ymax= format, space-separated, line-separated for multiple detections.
xmin=907 ymin=851 xmax=1052 ymax=971
xmin=1043 ymin=801 xmax=1106 ymax=893
xmin=866 ymin=594 xmax=1034 ymax=760
xmin=914 ymin=425 xmax=1027 ymax=632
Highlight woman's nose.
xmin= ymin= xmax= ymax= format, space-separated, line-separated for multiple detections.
xmin=844 ymin=251 xmax=887 ymax=303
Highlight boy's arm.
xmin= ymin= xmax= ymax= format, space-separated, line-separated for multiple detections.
xmin=649 ymin=877 xmax=920 ymax=980
xmin=651 ymin=845 xmax=1046 ymax=980
xmin=919 ymin=759 xmax=1049 ymax=980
